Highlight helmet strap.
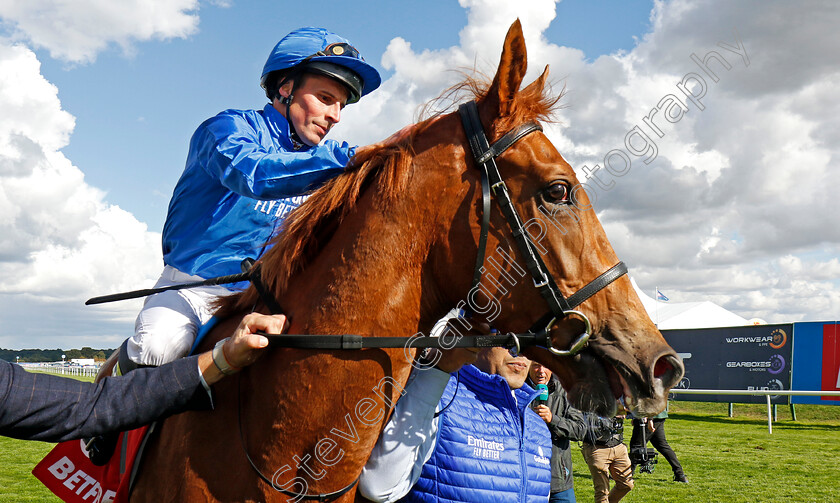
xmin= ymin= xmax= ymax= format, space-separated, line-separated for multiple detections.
xmin=277 ymin=73 xmax=306 ymax=150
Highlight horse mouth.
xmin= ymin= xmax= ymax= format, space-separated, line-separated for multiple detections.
xmin=605 ymin=358 xmax=629 ymax=400
xmin=558 ymin=346 xmax=683 ymax=417
xmin=558 ymin=350 xmax=624 ymax=416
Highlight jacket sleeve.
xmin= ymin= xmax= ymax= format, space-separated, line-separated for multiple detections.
xmin=547 ymin=386 xmax=589 ymax=442
xmin=0 ymin=357 xmax=210 ymax=443
xmin=358 ymin=367 xmax=451 ymax=503
xmin=195 ymin=113 xmax=354 ymax=200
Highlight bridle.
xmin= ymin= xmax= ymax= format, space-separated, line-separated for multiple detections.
xmin=458 ymin=100 xmax=627 ymax=356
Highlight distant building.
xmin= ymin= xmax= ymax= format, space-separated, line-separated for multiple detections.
xmin=631 ymin=278 xmax=749 ymax=329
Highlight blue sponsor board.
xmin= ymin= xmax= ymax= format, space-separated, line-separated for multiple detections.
xmin=661 ymin=324 xmax=793 ymax=404
xmin=790 ymin=321 xmax=840 ymax=405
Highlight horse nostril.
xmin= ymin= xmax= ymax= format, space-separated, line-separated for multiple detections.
xmin=652 ymin=354 xmax=684 ymax=390
xmin=653 ymin=356 xmax=673 ymax=378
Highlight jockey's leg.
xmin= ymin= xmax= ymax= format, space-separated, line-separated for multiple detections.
xmin=87 ymin=266 xmax=228 ymax=465
xmin=123 ymin=290 xmax=200 ymax=369
xmin=119 ymin=265 xmax=229 ymax=372
xmin=94 ymin=348 xmax=119 ymax=383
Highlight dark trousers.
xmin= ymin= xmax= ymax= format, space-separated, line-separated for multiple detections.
xmin=630 ymin=418 xmax=685 ymax=478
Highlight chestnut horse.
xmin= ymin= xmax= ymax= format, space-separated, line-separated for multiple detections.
xmin=131 ymin=20 xmax=683 ymax=502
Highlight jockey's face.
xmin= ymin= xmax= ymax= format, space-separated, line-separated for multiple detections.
xmin=277 ymin=73 xmax=349 ymax=146
xmin=528 ymin=362 xmax=552 ymax=385
xmin=474 ymin=347 xmax=530 ymax=390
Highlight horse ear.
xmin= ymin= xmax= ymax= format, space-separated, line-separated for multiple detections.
xmin=521 ymin=64 xmax=550 ymax=97
xmin=486 ymin=19 xmax=528 ymax=117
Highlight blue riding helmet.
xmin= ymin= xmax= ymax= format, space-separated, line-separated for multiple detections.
xmin=261 ymin=27 xmax=381 ymax=104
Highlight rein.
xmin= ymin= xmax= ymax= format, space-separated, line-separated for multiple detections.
xmin=236 ymin=373 xmax=360 ymax=501
xmin=261 ymin=331 xmax=548 ymax=353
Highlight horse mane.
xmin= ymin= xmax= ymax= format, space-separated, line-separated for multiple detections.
xmin=214 ymin=70 xmax=564 ymax=318
xmin=419 ymin=69 xmax=564 ymax=135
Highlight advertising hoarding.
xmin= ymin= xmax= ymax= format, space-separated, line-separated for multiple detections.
xmin=661 ymin=324 xmax=793 ymax=404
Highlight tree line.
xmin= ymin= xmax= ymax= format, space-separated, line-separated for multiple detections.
xmin=0 ymin=347 xmax=115 ymax=363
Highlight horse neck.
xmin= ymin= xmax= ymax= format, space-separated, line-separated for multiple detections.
xmin=281 ymin=180 xmax=441 ymax=336
xmin=232 ymin=141 xmax=479 ymax=496
xmin=236 ymin=175 xmax=446 ymax=494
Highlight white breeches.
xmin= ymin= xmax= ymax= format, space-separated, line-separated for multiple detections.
xmin=126 ymin=265 xmax=233 ymax=366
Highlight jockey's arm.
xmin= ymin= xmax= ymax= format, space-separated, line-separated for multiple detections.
xmin=198 ymin=114 xmax=352 ymax=200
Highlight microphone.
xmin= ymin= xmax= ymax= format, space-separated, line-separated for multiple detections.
xmin=536 ymin=384 xmax=549 ymax=406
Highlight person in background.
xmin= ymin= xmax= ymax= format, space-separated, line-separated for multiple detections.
xmin=0 ymin=313 xmax=286 ymax=443
xmin=630 ymin=409 xmax=688 ymax=483
xmin=581 ymin=403 xmax=634 ymax=503
xmin=526 ymin=361 xmax=590 ymax=503
xmin=359 ymin=346 xmax=552 ymax=502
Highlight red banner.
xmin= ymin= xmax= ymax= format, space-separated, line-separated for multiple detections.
xmin=32 ymin=426 xmax=149 ymax=503
xmin=822 ymin=324 xmax=840 ymax=401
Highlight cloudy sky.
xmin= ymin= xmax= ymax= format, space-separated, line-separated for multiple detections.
xmin=0 ymin=0 xmax=837 ymax=350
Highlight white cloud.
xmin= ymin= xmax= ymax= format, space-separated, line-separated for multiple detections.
xmin=553 ymin=0 xmax=840 ymax=323
xmin=0 ymin=1 xmax=189 ymax=349
xmin=0 ymin=42 xmax=160 ymax=348
xmin=336 ymin=0 xmax=582 ymax=144
xmin=0 ymin=0 xmax=200 ymax=63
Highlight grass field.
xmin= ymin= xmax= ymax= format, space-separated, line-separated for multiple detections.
xmin=571 ymin=401 xmax=840 ymax=503
xmin=3 ymin=372 xmax=839 ymax=502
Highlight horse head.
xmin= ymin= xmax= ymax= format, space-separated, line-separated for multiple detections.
xmin=417 ymin=20 xmax=684 ymax=416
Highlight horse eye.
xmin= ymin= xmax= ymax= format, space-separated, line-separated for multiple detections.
xmin=544 ymin=182 xmax=570 ymax=204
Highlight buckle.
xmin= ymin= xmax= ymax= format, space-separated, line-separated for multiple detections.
xmin=507 ymin=332 xmax=521 ymax=357
xmin=541 ymin=310 xmax=592 ymax=356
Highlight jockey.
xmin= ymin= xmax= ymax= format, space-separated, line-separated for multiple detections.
xmin=119 ymin=27 xmax=382 ymax=374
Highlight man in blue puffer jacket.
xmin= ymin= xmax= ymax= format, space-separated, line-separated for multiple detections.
xmin=119 ymin=27 xmax=382 ymax=372
xmin=359 ymin=347 xmax=552 ymax=502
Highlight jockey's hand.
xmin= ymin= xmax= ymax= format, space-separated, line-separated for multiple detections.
xmin=535 ymin=404 xmax=553 ymax=424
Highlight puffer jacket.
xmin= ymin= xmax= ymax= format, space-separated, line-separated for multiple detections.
xmin=403 ymin=364 xmax=552 ymax=503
